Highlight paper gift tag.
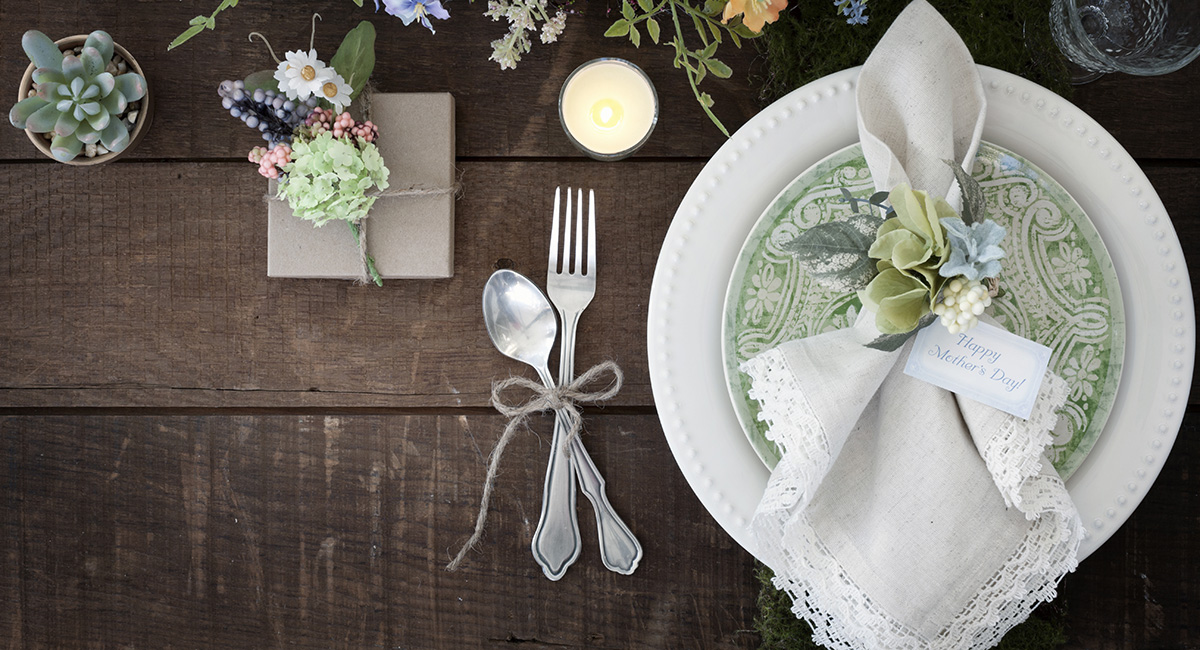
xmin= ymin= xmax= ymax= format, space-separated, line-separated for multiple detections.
xmin=904 ymin=322 xmax=1051 ymax=419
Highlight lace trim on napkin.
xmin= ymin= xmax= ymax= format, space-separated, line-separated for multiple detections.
xmin=978 ymin=373 xmax=1070 ymax=513
xmin=741 ymin=349 xmax=833 ymax=512
xmin=746 ymin=356 xmax=1082 ymax=650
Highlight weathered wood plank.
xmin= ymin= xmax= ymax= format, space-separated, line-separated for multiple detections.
xmin=1059 ymin=414 xmax=1198 ymax=650
xmin=0 ymin=414 xmax=759 ymax=649
xmin=0 ymin=160 xmax=694 ymax=408
xmin=1 ymin=1 xmax=1197 ymax=161
xmin=1 ymin=162 xmax=1196 ymax=408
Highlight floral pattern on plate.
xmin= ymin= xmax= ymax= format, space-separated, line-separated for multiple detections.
xmin=723 ymin=142 xmax=1125 ymax=479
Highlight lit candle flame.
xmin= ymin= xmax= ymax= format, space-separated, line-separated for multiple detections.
xmin=589 ymin=98 xmax=624 ymax=130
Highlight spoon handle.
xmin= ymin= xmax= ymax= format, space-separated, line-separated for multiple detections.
xmin=530 ymin=369 xmax=582 ymax=581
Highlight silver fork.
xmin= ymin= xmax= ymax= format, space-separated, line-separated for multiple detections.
xmin=546 ymin=187 xmax=642 ymax=575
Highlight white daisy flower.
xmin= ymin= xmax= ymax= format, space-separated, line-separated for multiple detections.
xmin=273 ymin=49 xmax=330 ymax=101
xmin=316 ymin=71 xmax=353 ymax=112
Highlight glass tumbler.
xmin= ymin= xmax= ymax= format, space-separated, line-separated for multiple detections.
xmin=1050 ymin=0 xmax=1200 ymax=82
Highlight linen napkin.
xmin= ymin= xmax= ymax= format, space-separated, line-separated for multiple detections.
xmin=741 ymin=3 xmax=1083 ymax=649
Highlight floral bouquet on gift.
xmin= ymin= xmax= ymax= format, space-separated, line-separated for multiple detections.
xmin=785 ymin=162 xmax=1007 ymax=350
xmin=217 ymin=20 xmax=390 ymax=285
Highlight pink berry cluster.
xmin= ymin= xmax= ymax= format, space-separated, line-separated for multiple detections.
xmin=304 ymin=107 xmax=378 ymax=143
xmin=254 ymin=143 xmax=291 ymax=179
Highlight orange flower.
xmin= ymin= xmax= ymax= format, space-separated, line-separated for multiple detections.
xmin=722 ymin=0 xmax=788 ymax=33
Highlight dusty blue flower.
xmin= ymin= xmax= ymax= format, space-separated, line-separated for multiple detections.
xmin=378 ymin=0 xmax=450 ymax=33
xmin=834 ymin=0 xmax=869 ymax=25
xmin=939 ymin=217 xmax=1006 ymax=281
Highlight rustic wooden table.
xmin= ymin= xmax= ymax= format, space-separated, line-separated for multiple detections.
xmin=0 ymin=2 xmax=1195 ymax=648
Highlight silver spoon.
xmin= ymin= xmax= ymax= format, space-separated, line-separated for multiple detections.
xmin=483 ymin=269 xmax=642 ymax=579
xmin=484 ymin=268 xmax=581 ymax=580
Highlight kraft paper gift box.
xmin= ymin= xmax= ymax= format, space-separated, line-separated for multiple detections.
xmin=267 ymin=93 xmax=456 ymax=279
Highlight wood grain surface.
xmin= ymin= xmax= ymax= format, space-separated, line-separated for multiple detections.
xmin=0 ymin=0 xmax=1196 ymax=648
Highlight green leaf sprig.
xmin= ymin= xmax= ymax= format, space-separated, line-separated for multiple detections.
xmin=606 ymin=0 xmax=760 ymax=137
xmin=169 ymin=0 xmax=239 ymax=51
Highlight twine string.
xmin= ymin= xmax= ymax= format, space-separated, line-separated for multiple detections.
xmin=446 ymin=361 xmax=624 ymax=572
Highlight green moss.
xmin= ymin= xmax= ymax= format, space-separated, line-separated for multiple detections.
xmin=754 ymin=563 xmax=1069 ymax=649
xmin=755 ymin=0 xmax=1072 ymax=105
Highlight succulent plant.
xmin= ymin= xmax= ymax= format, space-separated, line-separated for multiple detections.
xmin=8 ymin=30 xmax=147 ymax=162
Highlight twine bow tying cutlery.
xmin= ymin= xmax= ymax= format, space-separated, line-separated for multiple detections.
xmin=446 ymin=360 xmax=623 ymax=572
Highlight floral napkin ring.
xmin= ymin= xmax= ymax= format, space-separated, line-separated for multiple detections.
xmin=785 ymin=161 xmax=1007 ymax=351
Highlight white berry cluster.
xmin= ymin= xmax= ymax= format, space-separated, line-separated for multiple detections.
xmin=933 ymin=278 xmax=992 ymax=334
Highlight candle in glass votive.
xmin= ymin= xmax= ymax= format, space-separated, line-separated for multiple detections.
xmin=559 ymin=58 xmax=659 ymax=161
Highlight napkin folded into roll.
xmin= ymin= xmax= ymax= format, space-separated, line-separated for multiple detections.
xmin=741 ymin=3 xmax=1083 ymax=649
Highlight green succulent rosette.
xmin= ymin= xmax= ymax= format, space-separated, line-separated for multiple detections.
xmin=858 ymin=184 xmax=956 ymax=334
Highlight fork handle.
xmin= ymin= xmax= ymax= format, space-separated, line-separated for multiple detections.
xmin=569 ymin=436 xmax=643 ymax=574
xmin=558 ymin=312 xmax=581 ymax=384
xmin=557 ymin=310 xmax=642 ymax=574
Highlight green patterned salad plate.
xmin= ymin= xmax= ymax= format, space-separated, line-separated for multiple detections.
xmin=722 ymin=142 xmax=1125 ymax=480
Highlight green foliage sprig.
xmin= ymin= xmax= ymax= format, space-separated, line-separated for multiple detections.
xmin=606 ymin=0 xmax=759 ymax=137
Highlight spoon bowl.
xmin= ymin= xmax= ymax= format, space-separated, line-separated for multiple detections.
xmin=483 ymin=269 xmax=559 ymax=371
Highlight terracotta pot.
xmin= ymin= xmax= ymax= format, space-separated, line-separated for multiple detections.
xmin=15 ymin=34 xmax=153 ymax=165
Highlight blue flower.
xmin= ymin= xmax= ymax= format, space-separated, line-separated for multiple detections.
xmin=939 ymin=217 xmax=1007 ymax=281
xmin=377 ymin=0 xmax=450 ymax=33
xmin=834 ymin=0 xmax=869 ymax=25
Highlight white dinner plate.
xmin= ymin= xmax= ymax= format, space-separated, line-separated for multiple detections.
xmin=647 ymin=66 xmax=1194 ymax=561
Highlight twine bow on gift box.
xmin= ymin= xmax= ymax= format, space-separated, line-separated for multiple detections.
xmin=446 ymin=360 xmax=623 ymax=571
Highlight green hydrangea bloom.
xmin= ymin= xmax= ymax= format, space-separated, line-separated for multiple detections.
xmin=858 ymin=184 xmax=958 ymax=333
xmin=277 ymin=132 xmax=390 ymax=226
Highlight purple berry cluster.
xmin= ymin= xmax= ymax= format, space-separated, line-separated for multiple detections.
xmin=218 ymin=79 xmax=319 ymax=146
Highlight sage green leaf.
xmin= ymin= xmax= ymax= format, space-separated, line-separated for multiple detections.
xmin=62 ymin=55 xmax=85 ymax=81
xmin=704 ymin=58 xmax=732 ymax=79
xmin=54 ymin=110 xmax=81 ymax=136
xmin=605 ymin=20 xmax=631 ymax=37
xmin=646 ymin=17 xmax=661 ymax=43
xmin=637 ymin=0 xmax=651 ymax=11
xmin=101 ymin=90 xmax=127 ymax=116
xmin=35 ymin=81 xmax=64 ymax=101
xmin=84 ymin=30 xmax=114 ymax=64
xmin=100 ymin=119 xmax=130 ymax=152
xmin=10 ymin=97 xmax=49 ymax=129
xmin=74 ymin=121 xmax=100 ymax=144
xmin=50 ymin=133 xmax=83 ymax=162
xmin=709 ymin=21 xmax=722 ymax=43
xmin=22 ymin=30 xmax=63 ymax=70
xmin=352 ymin=0 xmax=363 ymax=5
xmin=865 ymin=314 xmax=937 ymax=351
xmin=86 ymin=108 xmax=110 ymax=132
xmin=329 ymin=21 xmax=376 ymax=101
xmin=169 ymin=24 xmax=206 ymax=50
xmin=93 ymin=72 xmax=115 ymax=97
xmin=244 ymin=69 xmax=280 ymax=94
xmin=621 ymin=1 xmax=635 ymax=20
xmin=24 ymin=101 xmax=61 ymax=132
xmin=699 ymin=92 xmax=714 ymax=108
xmin=630 ymin=24 xmax=641 ymax=47
xmin=32 ymin=67 xmax=65 ymax=85
xmin=943 ymin=158 xmax=986 ymax=226
xmin=80 ymin=47 xmax=105 ymax=79
xmin=700 ymin=41 xmax=718 ymax=59
xmin=114 ymin=73 xmax=147 ymax=102
xmin=695 ymin=62 xmax=707 ymax=85
xmin=782 ymin=214 xmax=883 ymax=292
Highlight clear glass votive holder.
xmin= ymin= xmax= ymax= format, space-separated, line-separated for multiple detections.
xmin=1050 ymin=0 xmax=1200 ymax=83
xmin=559 ymin=58 xmax=659 ymax=161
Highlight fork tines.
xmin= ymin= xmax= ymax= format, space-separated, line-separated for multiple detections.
xmin=550 ymin=187 xmax=596 ymax=277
